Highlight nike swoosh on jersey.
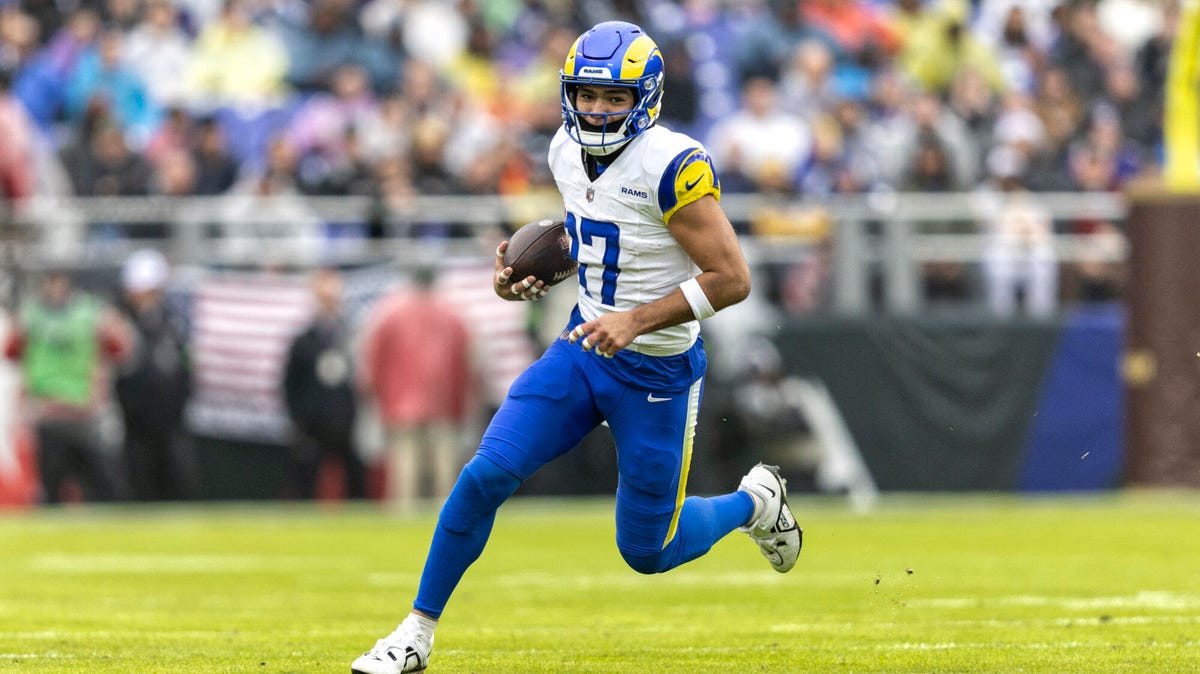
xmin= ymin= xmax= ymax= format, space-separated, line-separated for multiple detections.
xmin=684 ymin=176 xmax=701 ymax=190
xmin=647 ymin=393 xmax=671 ymax=402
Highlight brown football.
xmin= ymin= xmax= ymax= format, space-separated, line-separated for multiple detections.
xmin=503 ymin=219 xmax=578 ymax=287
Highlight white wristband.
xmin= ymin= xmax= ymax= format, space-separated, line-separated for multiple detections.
xmin=680 ymin=277 xmax=715 ymax=321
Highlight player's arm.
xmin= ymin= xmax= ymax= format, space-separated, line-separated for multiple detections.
xmin=570 ymin=194 xmax=750 ymax=356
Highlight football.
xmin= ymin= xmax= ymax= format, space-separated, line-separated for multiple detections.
xmin=503 ymin=219 xmax=578 ymax=287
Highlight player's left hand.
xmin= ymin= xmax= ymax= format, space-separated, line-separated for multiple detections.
xmin=567 ymin=313 xmax=637 ymax=358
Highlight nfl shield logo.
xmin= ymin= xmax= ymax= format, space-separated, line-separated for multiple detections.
xmin=586 ymin=186 xmax=595 ymax=202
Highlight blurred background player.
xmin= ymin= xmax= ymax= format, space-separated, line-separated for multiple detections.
xmin=114 ymin=248 xmax=196 ymax=501
xmin=4 ymin=267 xmax=132 ymax=503
xmin=359 ymin=266 xmax=472 ymax=513
xmin=281 ymin=266 xmax=366 ymax=500
xmin=351 ymin=21 xmax=801 ymax=674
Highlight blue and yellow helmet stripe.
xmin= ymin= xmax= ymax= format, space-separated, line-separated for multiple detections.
xmin=619 ymin=35 xmax=661 ymax=79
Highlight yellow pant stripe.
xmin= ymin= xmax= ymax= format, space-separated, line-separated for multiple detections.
xmin=663 ymin=378 xmax=703 ymax=548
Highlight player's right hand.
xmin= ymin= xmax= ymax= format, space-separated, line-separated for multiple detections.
xmin=494 ymin=242 xmax=546 ymax=301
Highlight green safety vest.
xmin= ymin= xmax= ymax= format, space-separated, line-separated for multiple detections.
xmin=19 ymin=294 xmax=101 ymax=406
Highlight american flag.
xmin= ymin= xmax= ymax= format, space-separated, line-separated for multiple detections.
xmin=188 ymin=272 xmax=314 ymax=443
xmin=186 ymin=261 xmax=537 ymax=444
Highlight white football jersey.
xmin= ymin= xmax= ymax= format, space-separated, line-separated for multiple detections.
xmin=548 ymin=125 xmax=722 ymax=356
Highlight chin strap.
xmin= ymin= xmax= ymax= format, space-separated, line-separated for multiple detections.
xmin=581 ymin=136 xmax=632 ymax=156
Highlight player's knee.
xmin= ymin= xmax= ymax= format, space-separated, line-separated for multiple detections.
xmin=439 ymin=455 xmax=521 ymax=535
xmin=619 ymin=547 xmax=670 ymax=575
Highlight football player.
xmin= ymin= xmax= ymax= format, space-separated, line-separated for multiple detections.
xmin=352 ymin=21 xmax=802 ymax=674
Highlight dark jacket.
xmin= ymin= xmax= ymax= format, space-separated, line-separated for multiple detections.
xmin=282 ymin=319 xmax=356 ymax=442
xmin=114 ymin=300 xmax=191 ymax=432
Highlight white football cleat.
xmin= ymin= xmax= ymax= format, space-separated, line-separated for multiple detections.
xmin=351 ymin=617 xmax=433 ymax=674
xmin=738 ymin=463 xmax=803 ymax=573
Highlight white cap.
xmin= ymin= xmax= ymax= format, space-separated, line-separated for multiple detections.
xmin=122 ymin=248 xmax=170 ymax=292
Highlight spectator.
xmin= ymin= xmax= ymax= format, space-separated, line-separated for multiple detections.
xmin=1134 ymin=0 xmax=1174 ymax=109
xmin=218 ymin=134 xmax=321 ymax=263
xmin=288 ymin=63 xmax=379 ymax=189
xmin=1024 ymin=71 xmax=1080 ymax=191
xmin=62 ymin=119 xmax=154 ymax=197
xmin=1101 ymin=61 xmax=1160 ymax=156
xmin=191 ymin=116 xmax=240 ymax=195
xmin=990 ymin=89 xmax=1046 ymax=182
xmin=707 ymin=76 xmax=813 ymax=194
xmin=0 ymin=4 xmax=40 ymax=72
xmin=64 ymin=28 xmax=160 ymax=148
xmin=829 ymin=97 xmax=881 ymax=190
xmin=904 ymin=132 xmax=975 ymax=305
xmin=802 ymin=0 xmax=901 ymax=64
xmin=122 ymin=146 xmax=198 ymax=241
xmin=1082 ymin=104 xmax=1144 ymax=186
xmin=979 ymin=152 xmax=1058 ymax=317
xmin=795 ymin=113 xmax=857 ymax=196
xmin=901 ymin=0 xmax=1007 ymax=95
xmin=511 ymin=24 xmax=580 ymax=141
xmin=886 ymin=0 xmax=937 ymax=46
xmin=150 ymin=147 xmax=198 ymax=199
xmin=124 ymin=0 xmax=193 ymax=109
xmin=778 ymin=39 xmax=842 ymax=120
xmin=861 ymin=66 xmax=918 ymax=185
xmin=186 ymin=0 xmax=290 ymax=109
xmin=407 ymin=116 xmax=464 ymax=199
xmin=1065 ymin=220 xmax=1127 ymax=304
xmin=736 ymin=0 xmax=829 ymax=82
xmin=443 ymin=17 xmax=503 ymax=118
xmin=99 ymin=0 xmax=142 ymax=32
xmin=368 ymin=154 xmax=418 ymax=237
xmin=360 ymin=266 xmax=472 ymax=512
xmin=948 ymin=69 xmax=1000 ymax=174
xmin=281 ymin=267 xmax=366 ymax=500
xmin=4 ymin=268 xmax=133 ymax=503
xmin=1068 ymin=139 xmax=1120 ymax=192
xmin=277 ymin=0 xmax=395 ymax=93
xmin=300 ymin=126 xmax=376 ymax=197
xmin=144 ymin=106 xmax=197 ymax=169
xmin=14 ymin=0 xmax=64 ymax=55
xmin=356 ymin=91 xmax=412 ymax=165
xmin=113 ymin=249 xmax=196 ymax=501
xmin=13 ymin=8 xmax=100 ymax=129
xmin=895 ymin=92 xmax=979 ymax=190
xmin=396 ymin=58 xmax=456 ymax=119
xmin=397 ymin=0 xmax=469 ymax=69
xmin=984 ymin=3 xmax=1046 ymax=94
xmin=1047 ymin=0 xmax=1115 ymax=106
xmin=975 ymin=0 xmax=1059 ymax=55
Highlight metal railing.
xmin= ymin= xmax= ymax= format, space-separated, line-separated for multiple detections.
xmin=2 ymin=191 xmax=1129 ymax=314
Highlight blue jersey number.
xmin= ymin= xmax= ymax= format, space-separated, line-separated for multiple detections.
xmin=567 ymin=212 xmax=621 ymax=306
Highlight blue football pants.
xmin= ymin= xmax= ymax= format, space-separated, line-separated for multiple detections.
xmin=412 ymin=337 xmax=754 ymax=618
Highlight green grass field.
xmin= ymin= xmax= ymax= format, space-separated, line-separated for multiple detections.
xmin=2 ymin=492 xmax=1199 ymax=673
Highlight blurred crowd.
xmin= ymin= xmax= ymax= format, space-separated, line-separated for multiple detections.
xmin=0 ymin=0 xmax=1168 ymax=505
xmin=0 ymin=0 xmax=1173 ymax=208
